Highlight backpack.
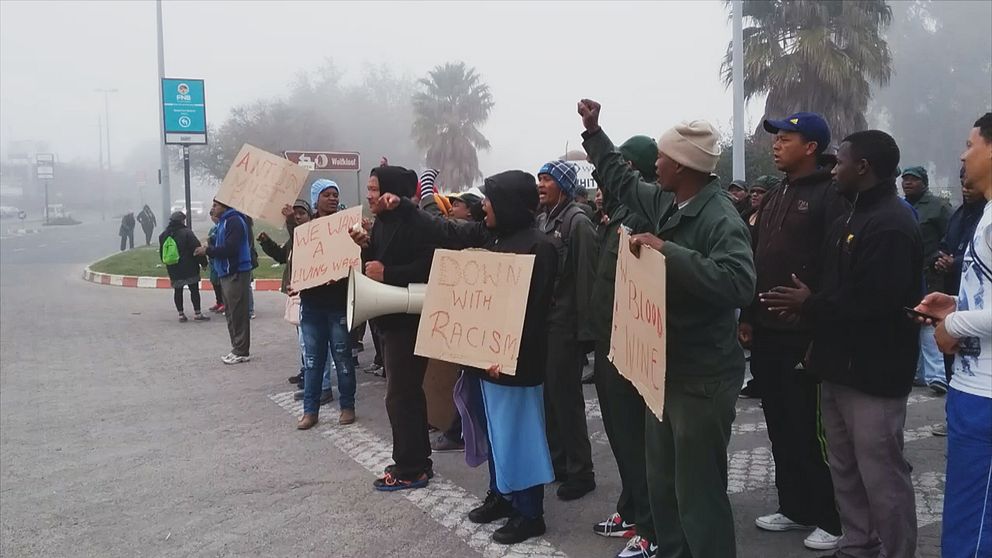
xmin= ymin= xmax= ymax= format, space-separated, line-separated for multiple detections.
xmin=161 ymin=236 xmax=180 ymax=265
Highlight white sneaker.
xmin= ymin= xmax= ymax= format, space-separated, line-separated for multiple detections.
xmin=755 ymin=512 xmax=813 ymax=532
xmin=593 ymin=512 xmax=636 ymax=538
xmin=221 ymin=353 xmax=251 ymax=365
xmin=803 ymin=527 xmax=841 ymax=550
xmin=617 ymin=536 xmax=657 ymax=558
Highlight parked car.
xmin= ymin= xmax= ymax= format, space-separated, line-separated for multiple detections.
xmin=170 ymin=199 xmax=206 ymax=219
xmin=0 ymin=206 xmax=23 ymax=219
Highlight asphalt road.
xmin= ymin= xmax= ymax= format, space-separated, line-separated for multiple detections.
xmin=0 ymin=220 xmax=947 ymax=557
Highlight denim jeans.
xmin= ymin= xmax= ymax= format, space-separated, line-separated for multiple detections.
xmin=300 ymin=304 xmax=356 ymax=414
xmin=916 ymin=325 xmax=945 ymax=386
xmin=297 ymin=328 xmax=335 ymax=391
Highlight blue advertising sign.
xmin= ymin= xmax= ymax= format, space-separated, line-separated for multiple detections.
xmin=162 ymin=78 xmax=207 ymax=145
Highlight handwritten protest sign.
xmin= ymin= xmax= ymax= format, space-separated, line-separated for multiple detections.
xmin=609 ymin=228 xmax=666 ymax=419
xmin=289 ymin=206 xmax=362 ymax=291
xmin=214 ymin=144 xmax=310 ymax=226
xmin=415 ymin=249 xmax=535 ymax=375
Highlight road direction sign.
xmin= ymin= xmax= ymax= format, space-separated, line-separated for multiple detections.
xmin=36 ymin=153 xmax=55 ymax=179
xmin=283 ymin=150 xmax=361 ymax=171
xmin=162 ymin=78 xmax=207 ymax=145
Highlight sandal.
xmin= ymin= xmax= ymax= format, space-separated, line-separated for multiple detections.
xmin=373 ymin=471 xmax=429 ymax=492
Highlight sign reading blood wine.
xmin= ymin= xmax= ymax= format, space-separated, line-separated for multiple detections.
xmin=214 ymin=144 xmax=310 ymax=226
xmin=289 ymin=206 xmax=362 ymax=291
xmin=415 ymin=249 xmax=535 ymax=375
xmin=609 ymin=228 xmax=667 ymax=419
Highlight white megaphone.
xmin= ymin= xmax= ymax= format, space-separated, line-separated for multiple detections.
xmin=346 ymin=267 xmax=427 ymax=331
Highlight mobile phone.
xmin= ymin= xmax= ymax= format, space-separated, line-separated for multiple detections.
xmin=904 ymin=307 xmax=940 ymax=322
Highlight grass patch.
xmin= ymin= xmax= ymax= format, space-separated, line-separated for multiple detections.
xmin=89 ymin=222 xmax=289 ymax=279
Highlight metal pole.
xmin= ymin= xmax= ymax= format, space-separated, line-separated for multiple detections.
xmin=732 ymin=0 xmax=746 ymax=182
xmin=183 ymin=145 xmax=192 ymax=227
xmin=98 ymin=116 xmax=105 ymax=221
xmin=156 ymin=0 xmax=172 ymax=228
xmin=44 ymin=180 xmax=50 ymax=225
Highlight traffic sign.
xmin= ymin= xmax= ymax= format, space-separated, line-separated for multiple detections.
xmin=36 ymin=153 xmax=55 ymax=179
xmin=162 ymin=78 xmax=207 ymax=145
xmin=283 ymin=150 xmax=361 ymax=171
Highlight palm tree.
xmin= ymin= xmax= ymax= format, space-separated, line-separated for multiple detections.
xmin=412 ymin=62 xmax=494 ymax=191
xmin=722 ymin=0 xmax=893 ymax=143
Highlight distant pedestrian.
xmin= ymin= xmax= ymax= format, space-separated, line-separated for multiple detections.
xmin=137 ymin=205 xmax=157 ymax=245
xmin=159 ymin=211 xmax=209 ymax=323
xmin=119 ymin=212 xmax=135 ymax=251
xmin=195 ymin=199 xmax=253 ymax=365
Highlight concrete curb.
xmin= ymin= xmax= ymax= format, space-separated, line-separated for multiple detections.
xmin=81 ymin=265 xmax=282 ymax=291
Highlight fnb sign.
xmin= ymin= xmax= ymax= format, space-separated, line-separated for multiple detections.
xmin=284 ymin=150 xmax=361 ymax=171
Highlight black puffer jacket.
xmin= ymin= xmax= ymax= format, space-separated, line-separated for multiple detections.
xmin=399 ymin=170 xmax=559 ymax=387
xmin=159 ymin=221 xmax=206 ymax=282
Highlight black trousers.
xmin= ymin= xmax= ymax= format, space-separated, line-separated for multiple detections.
xmin=173 ymin=283 xmax=201 ymax=313
xmin=752 ymin=339 xmax=841 ymax=534
xmin=142 ymin=226 xmax=153 ymax=245
xmin=544 ymin=332 xmax=594 ymax=483
xmin=381 ymin=324 xmax=431 ymax=480
xmin=594 ymin=340 xmax=653 ymax=539
xmin=119 ymin=232 xmax=133 ymax=251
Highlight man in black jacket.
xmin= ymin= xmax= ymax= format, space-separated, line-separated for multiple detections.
xmin=352 ymin=165 xmax=437 ymax=491
xmin=762 ymin=130 xmax=922 ymax=558
xmin=741 ymin=112 xmax=846 ymax=550
xmin=159 ymin=211 xmax=209 ymax=322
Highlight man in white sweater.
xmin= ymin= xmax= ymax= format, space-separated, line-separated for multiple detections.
xmin=915 ymin=112 xmax=992 ymax=558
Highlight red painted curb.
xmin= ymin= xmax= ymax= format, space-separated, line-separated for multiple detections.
xmin=82 ymin=266 xmax=282 ymax=291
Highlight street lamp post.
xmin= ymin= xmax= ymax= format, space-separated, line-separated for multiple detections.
xmin=95 ymin=88 xmax=118 ymax=219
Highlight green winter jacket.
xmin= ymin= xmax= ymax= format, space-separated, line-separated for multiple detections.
xmin=536 ymin=201 xmax=599 ymax=340
xmin=909 ymin=191 xmax=951 ymax=293
xmin=584 ymin=128 xmax=756 ymax=381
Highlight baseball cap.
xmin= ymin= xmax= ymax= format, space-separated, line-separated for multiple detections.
xmin=763 ymin=112 xmax=831 ymax=154
xmin=728 ymin=179 xmax=748 ymax=192
xmin=901 ymin=166 xmax=929 ymax=185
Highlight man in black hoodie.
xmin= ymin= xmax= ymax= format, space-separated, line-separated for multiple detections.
xmin=742 ymin=112 xmax=847 ymax=550
xmin=762 ymin=130 xmax=922 ymax=558
xmin=372 ymin=170 xmax=559 ymax=544
xmin=351 ymin=165 xmax=437 ymax=491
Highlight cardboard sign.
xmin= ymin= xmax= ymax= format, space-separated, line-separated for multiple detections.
xmin=289 ymin=206 xmax=362 ymax=291
xmin=415 ymin=249 xmax=535 ymax=375
xmin=609 ymin=229 xmax=666 ymax=420
xmin=215 ymin=144 xmax=310 ymax=226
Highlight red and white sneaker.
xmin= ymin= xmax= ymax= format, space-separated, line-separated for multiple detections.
xmin=617 ymin=536 xmax=657 ymax=558
xmin=593 ymin=512 xmax=636 ymax=538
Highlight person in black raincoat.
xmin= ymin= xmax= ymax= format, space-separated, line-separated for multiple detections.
xmin=159 ymin=211 xmax=209 ymax=322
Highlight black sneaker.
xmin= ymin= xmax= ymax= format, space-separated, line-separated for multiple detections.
xmin=929 ymin=380 xmax=948 ymax=395
xmin=739 ymin=382 xmax=760 ymax=399
xmin=288 ymin=375 xmax=302 ymax=384
xmin=431 ymin=433 xmax=465 ymax=453
xmin=492 ymin=515 xmax=546 ymax=544
xmin=293 ymin=390 xmax=303 ymax=401
xmin=178 ymin=313 xmax=189 ymax=323
xmin=468 ymin=490 xmax=514 ymax=524
xmin=557 ymin=479 xmax=596 ymax=501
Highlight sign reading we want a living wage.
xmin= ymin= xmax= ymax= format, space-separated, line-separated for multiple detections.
xmin=289 ymin=206 xmax=363 ymax=292
xmin=415 ymin=249 xmax=535 ymax=375
xmin=214 ymin=144 xmax=311 ymax=226
xmin=609 ymin=228 xmax=667 ymax=419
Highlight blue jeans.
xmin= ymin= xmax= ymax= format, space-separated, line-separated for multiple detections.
xmin=943 ymin=387 xmax=992 ymax=558
xmin=297 ymin=328 xmax=335 ymax=391
xmin=300 ymin=305 xmax=356 ymax=414
xmin=916 ymin=325 xmax=944 ymax=386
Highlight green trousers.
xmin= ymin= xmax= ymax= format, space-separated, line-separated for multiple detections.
xmin=593 ymin=341 xmax=654 ymax=541
xmin=645 ymin=374 xmax=740 ymax=558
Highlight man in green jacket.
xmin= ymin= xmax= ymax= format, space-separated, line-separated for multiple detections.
xmin=579 ymin=99 xmax=755 ymax=558
xmin=588 ymin=135 xmax=666 ymax=557
xmin=901 ymin=166 xmax=953 ymax=392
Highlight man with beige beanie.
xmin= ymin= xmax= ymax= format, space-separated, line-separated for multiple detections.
xmin=580 ymin=99 xmax=755 ymax=558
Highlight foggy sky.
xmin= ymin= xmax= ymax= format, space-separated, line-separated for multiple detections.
xmin=1 ymin=0 xmax=766 ymax=180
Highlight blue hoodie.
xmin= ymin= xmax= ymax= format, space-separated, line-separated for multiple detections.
xmin=207 ymin=208 xmax=253 ymax=278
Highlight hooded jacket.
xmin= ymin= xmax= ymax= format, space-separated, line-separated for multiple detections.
xmin=206 ymin=208 xmax=253 ymax=278
xmin=908 ymin=189 xmax=951 ymax=293
xmin=159 ymin=218 xmax=206 ymax=282
xmin=802 ymin=179 xmax=923 ymax=397
xmin=535 ymin=196 xmax=598 ymax=339
xmin=745 ymin=164 xmax=850 ymax=345
xmin=396 ymin=170 xmax=558 ymax=387
xmin=362 ymin=165 xmax=436 ymax=330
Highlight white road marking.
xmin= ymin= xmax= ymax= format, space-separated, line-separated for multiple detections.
xmin=270 ymin=391 xmax=568 ymax=558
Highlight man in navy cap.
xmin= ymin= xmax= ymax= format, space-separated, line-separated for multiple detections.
xmin=741 ymin=111 xmax=849 ymax=551
xmin=536 ymin=160 xmax=599 ymax=501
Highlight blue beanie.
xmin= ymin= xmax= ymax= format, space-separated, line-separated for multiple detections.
xmin=310 ymin=179 xmax=340 ymax=208
xmin=538 ymin=161 xmax=579 ymax=199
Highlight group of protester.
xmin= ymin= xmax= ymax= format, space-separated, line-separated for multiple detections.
xmin=117 ymin=204 xmax=157 ymax=251
xmin=153 ymin=105 xmax=990 ymax=557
